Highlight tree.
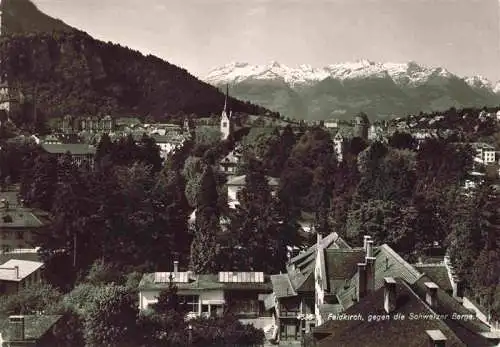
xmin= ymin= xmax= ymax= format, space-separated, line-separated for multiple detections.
xmin=388 ymin=131 xmax=417 ymax=150
xmin=0 ymin=283 xmax=63 ymax=317
xmin=190 ymin=211 xmax=222 ymax=273
xmin=228 ymin=161 xmax=288 ymax=272
xmin=83 ymin=285 xmax=139 ymax=347
xmin=138 ymin=134 xmax=163 ymax=172
xmin=94 ymin=133 xmax=114 ymax=169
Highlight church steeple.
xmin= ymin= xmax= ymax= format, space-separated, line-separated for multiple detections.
xmin=223 ymin=84 xmax=229 ymax=114
xmin=220 ymin=84 xmax=233 ymax=140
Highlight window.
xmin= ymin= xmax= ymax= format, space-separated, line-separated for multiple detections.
xmin=222 ymin=122 xmax=228 ymax=127
xmin=230 ymin=299 xmax=260 ymax=316
xmin=178 ymin=295 xmax=199 ymax=313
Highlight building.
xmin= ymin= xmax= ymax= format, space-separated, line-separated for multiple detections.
xmin=219 ymin=146 xmax=243 ymax=176
xmin=0 ymin=315 xmax=63 ymax=347
xmin=353 ymin=112 xmax=370 ymax=140
xmin=40 ymin=143 xmax=96 ymax=170
xmin=220 ymin=85 xmax=234 ymax=141
xmin=150 ymin=133 xmax=187 ymax=159
xmin=263 ymin=232 xmax=352 ymax=343
xmin=264 ymin=233 xmax=499 ymax=345
xmin=226 ymin=175 xmax=280 ymax=208
xmin=138 ymin=262 xmax=273 ymax=330
xmin=0 ymin=259 xmax=44 ymax=294
xmin=0 ymin=195 xmax=48 ymax=253
xmin=471 ymin=143 xmax=496 ymax=165
xmin=62 ymin=115 xmax=115 ymax=135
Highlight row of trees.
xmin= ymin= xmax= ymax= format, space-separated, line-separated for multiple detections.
xmin=237 ymin=123 xmax=499 ymax=317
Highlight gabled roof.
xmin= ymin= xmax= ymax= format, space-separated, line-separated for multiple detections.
xmin=314 ymin=279 xmax=474 ymax=347
xmin=270 ymin=274 xmax=296 ymax=298
xmin=0 ymin=259 xmax=44 ymax=282
xmin=336 ymin=244 xmax=424 ymax=310
xmin=411 ymin=276 xmax=492 ymax=346
xmin=0 ymin=315 xmax=63 ymax=342
xmin=414 ymin=264 xmax=453 ymax=293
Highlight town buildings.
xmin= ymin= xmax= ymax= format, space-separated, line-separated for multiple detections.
xmin=261 ymin=233 xmax=499 ymax=346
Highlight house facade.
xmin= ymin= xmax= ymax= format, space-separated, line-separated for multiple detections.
xmin=471 ymin=142 xmax=496 ymax=165
xmin=138 ymin=263 xmax=273 ymax=330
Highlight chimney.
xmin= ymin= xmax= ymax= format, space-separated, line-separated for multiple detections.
xmin=426 ymin=330 xmax=447 ymax=347
xmin=384 ymin=277 xmax=397 ymax=314
xmin=173 ymin=261 xmax=179 ymax=275
xmin=357 ymin=263 xmax=367 ymax=301
xmin=9 ymin=315 xmax=25 ymax=341
xmin=14 ymin=266 xmax=19 ymax=279
xmin=366 ymin=240 xmax=374 ymax=258
xmin=425 ymin=282 xmax=439 ymax=308
xmin=365 ymin=256 xmax=376 ymax=293
xmin=317 ymin=232 xmax=322 ymax=245
xmin=363 ymin=235 xmax=371 ymax=253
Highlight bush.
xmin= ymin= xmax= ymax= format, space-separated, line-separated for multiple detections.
xmin=0 ymin=283 xmax=63 ymax=317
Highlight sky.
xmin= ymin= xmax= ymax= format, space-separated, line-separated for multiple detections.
xmin=32 ymin=0 xmax=500 ymax=82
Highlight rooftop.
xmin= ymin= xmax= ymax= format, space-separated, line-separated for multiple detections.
xmin=0 ymin=315 xmax=63 ymax=342
xmin=226 ymin=175 xmax=280 ymax=187
xmin=41 ymin=143 xmax=96 ymax=155
xmin=0 ymin=259 xmax=44 ymax=282
xmin=0 ymin=208 xmax=45 ymax=229
xmin=313 ymin=279 xmax=476 ymax=347
xmin=139 ymin=272 xmax=272 ymax=292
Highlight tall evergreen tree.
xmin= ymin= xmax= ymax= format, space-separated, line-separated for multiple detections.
xmin=190 ymin=165 xmax=222 ymax=273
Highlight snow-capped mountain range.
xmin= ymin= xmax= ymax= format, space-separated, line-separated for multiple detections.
xmin=205 ymin=60 xmax=500 ymax=91
xmin=203 ymin=60 xmax=500 ymax=121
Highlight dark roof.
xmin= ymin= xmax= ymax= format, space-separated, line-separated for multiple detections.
xmin=139 ymin=273 xmax=272 ymax=292
xmin=411 ymin=276 xmax=493 ymax=346
xmin=414 ymin=264 xmax=453 ymax=293
xmin=0 ymin=208 xmax=46 ymax=229
xmin=41 ymin=143 xmax=96 ymax=155
xmin=313 ymin=279 xmax=476 ymax=347
xmin=0 ymin=315 xmax=63 ymax=341
xmin=336 ymin=245 xmax=424 ymax=310
xmin=283 ymin=233 xmax=350 ymax=294
xmin=270 ymin=274 xmax=296 ymax=298
xmin=325 ymin=249 xmax=365 ymax=282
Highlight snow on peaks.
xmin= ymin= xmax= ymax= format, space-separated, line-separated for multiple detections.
xmin=465 ymin=75 xmax=493 ymax=89
xmin=494 ymin=81 xmax=500 ymax=94
xmin=204 ymin=60 xmax=495 ymax=90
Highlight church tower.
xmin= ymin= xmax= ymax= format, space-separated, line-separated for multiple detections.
xmin=220 ymin=84 xmax=233 ymax=140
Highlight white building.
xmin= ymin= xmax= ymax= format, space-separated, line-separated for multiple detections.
xmin=471 ymin=143 xmax=496 ymax=165
xmin=220 ymin=85 xmax=234 ymax=141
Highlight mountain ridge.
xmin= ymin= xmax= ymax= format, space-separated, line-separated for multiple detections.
xmin=0 ymin=0 xmax=273 ymax=125
xmin=205 ymin=60 xmax=500 ymax=92
xmin=204 ymin=60 xmax=500 ymax=120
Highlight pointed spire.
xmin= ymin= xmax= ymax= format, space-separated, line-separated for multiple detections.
xmin=223 ymin=84 xmax=229 ymax=113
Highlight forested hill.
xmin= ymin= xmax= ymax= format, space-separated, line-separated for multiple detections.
xmin=1 ymin=0 xmax=75 ymax=34
xmin=0 ymin=0 xmax=271 ymax=121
